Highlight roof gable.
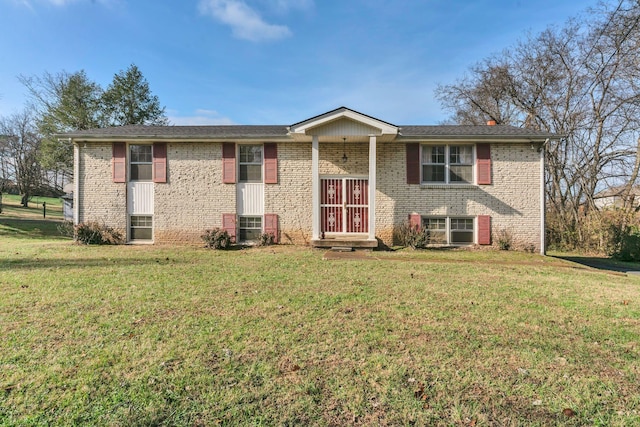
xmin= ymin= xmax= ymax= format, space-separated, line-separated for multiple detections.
xmin=289 ymin=107 xmax=398 ymax=137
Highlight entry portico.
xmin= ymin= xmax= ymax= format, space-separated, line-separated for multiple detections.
xmin=289 ymin=107 xmax=399 ymax=248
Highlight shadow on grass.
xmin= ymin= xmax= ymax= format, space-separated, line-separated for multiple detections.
xmin=552 ymin=255 xmax=640 ymax=274
xmin=1 ymin=256 xmax=184 ymax=271
xmin=0 ymin=218 xmax=68 ymax=240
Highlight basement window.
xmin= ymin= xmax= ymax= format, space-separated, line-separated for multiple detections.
xmin=130 ymin=215 xmax=153 ymax=241
xmin=239 ymin=216 xmax=262 ymax=242
xmin=421 ymin=216 xmax=475 ymax=245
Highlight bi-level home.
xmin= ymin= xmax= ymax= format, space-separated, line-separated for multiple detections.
xmin=64 ymin=107 xmax=554 ymax=252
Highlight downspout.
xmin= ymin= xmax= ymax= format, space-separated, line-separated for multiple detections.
xmin=540 ymin=139 xmax=548 ymax=255
xmin=73 ymin=140 xmax=80 ymax=225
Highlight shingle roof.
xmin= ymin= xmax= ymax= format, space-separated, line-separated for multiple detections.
xmin=61 ymin=123 xmax=557 ymax=140
xmin=62 ymin=125 xmax=289 ymax=139
xmin=398 ymin=125 xmax=555 ymax=138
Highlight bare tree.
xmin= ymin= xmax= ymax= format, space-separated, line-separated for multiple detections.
xmin=436 ymin=0 xmax=640 ymax=248
xmin=0 ymin=110 xmax=43 ymax=207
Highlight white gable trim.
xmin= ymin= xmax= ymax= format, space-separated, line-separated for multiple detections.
xmin=289 ymin=107 xmax=398 ymax=136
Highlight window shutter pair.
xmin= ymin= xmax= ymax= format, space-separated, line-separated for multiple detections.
xmin=221 ymin=213 xmax=279 ymax=243
xmin=111 ymin=142 xmax=167 ymax=183
xmin=222 ymin=142 xmax=277 ymax=184
xmin=405 ymin=143 xmax=491 ymax=185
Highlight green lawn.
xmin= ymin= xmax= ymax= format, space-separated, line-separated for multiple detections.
xmin=0 ymin=194 xmax=63 ymax=221
xmin=1 ymin=222 xmax=639 ymax=426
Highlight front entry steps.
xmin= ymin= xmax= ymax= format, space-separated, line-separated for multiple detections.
xmin=311 ymin=237 xmax=378 ymax=250
xmin=330 ymin=246 xmax=353 ymax=252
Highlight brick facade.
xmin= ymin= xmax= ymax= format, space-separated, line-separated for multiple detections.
xmin=77 ymin=143 xmax=127 ymax=233
xmin=77 ymin=139 xmax=542 ymax=250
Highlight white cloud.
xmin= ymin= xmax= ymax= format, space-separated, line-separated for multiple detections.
xmin=168 ymin=109 xmax=236 ymax=125
xmin=198 ymin=0 xmax=292 ymax=42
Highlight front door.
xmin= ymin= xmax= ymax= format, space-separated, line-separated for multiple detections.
xmin=321 ymin=177 xmax=368 ymax=234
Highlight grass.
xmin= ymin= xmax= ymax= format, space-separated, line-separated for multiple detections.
xmin=0 ymin=194 xmax=63 ymax=221
xmin=1 ymin=220 xmax=639 ymax=425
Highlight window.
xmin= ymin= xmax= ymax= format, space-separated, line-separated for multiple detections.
xmin=450 ymin=218 xmax=474 ymax=244
xmin=421 ymin=145 xmax=473 ymax=184
xmin=239 ymin=145 xmax=263 ymax=182
xmin=239 ymin=216 xmax=262 ymax=242
xmin=130 ymin=145 xmax=152 ymax=181
xmin=449 ymin=146 xmax=473 ymax=182
xmin=421 ymin=217 xmax=475 ymax=245
xmin=130 ymin=215 xmax=152 ymax=240
xmin=422 ymin=217 xmax=447 ymax=244
xmin=422 ymin=146 xmax=445 ymax=182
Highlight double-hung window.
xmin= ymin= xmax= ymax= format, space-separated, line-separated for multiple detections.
xmin=421 ymin=217 xmax=475 ymax=245
xmin=423 ymin=217 xmax=447 ymax=244
xmin=239 ymin=216 xmax=262 ymax=242
xmin=450 ymin=218 xmax=474 ymax=244
xmin=130 ymin=215 xmax=153 ymax=240
xmin=421 ymin=145 xmax=473 ymax=184
xmin=239 ymin=145 xmax=263 ymax=183
xmin=130 ymin=145 xmax=153 ymax=181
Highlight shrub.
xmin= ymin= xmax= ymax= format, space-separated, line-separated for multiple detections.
xmin=57 ymin=220 xmax=74 ymax=238
xmin=608 ymin=224 xmax=640 ymax=261
xmin=75 ymin=222 xmax=124 ymax=245
xmin=393 ymin=221 xmax=431 ymax=249
xmin=257 ymin=232 xmax=275 ymax=247
xmin=496 ymin=228 xmax=513 ymax=250
xmin=201 ymin=228 xmax=232 ymax=249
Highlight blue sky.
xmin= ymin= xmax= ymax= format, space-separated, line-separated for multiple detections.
xmin=1 ymin=0 xmax=595 ymax=126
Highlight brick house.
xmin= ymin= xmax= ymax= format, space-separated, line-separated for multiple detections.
xmin=65 ymin=107 xmax=554 ymax=253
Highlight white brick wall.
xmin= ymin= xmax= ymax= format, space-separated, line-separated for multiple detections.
xmin=264 ymin=143 xmax=312 ymax=244
xmin=376 ymin=142 xmax=541 ymax=250
xmin=154 ymin=142 xmax=235 ymax=243
xmin=78 ymin=140 xmax=542 ymax=250
xmin=77 ymin=143 xmax=127 ymax=233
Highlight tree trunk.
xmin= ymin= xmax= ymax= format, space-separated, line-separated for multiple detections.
xmin=21 ymin=193 xmax=30 ymax=208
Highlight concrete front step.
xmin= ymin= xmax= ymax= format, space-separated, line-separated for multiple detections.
xmin=311 ymin=238 xmax=378 ymax=249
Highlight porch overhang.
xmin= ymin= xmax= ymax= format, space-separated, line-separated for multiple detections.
xmin=300 ymin=108 xmax=386 ymax=247
xmin=288 ymin=106 xmax=399 ymax=142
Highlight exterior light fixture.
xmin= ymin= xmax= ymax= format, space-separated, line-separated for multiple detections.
xmin=342 ymin=137 xmax=348 ymax=163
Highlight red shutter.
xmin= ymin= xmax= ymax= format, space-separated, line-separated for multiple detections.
xmin=222 ymin=213 xmax=236 ymax=243
xmin=476 ymin=143 xmax=491 ymax=185
xmin=222 ymin=142 xmax=236 ymax=184
xmin=406 ymin=143 xmax=420 ymax=184
xmin=264 ymin=213 xmax=279 ymax=243
xmin=408 ymin=213 xmax=422 ymax=231
xmin=152 ymin=142 xmax=167 ymax=183
xmin=478 ymin=215 xmax=491 ymax=245
xmin=112 ymin=142 xmax=126 ymax=183
xmin=264 ymin=143 xmax=278 ymax=184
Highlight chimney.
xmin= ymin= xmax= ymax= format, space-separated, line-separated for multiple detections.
xmin=487 ymin=120 xmax=497 ymax=126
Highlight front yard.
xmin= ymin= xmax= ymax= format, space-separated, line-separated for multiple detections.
xmin=1 ymin=216 xmax=639 ymax=426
